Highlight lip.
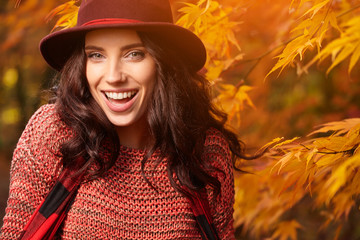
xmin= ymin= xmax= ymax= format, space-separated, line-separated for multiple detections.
xmin=102 ymin=89 xmax=138 ymax=112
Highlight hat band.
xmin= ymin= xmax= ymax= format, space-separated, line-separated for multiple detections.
xmin=82 ymin=18 xmax=143 ymax=26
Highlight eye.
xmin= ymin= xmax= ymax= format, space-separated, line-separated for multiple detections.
xmin=125 ymin=50 xmax=146 ymax=60
xmin=86 ymin=52 xmax=105 ymax=60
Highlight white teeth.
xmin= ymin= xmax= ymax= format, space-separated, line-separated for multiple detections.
xmin=105 ymin=91 xmax=136 ymax=100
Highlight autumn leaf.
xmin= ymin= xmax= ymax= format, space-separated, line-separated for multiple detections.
xmin=259 ymin=137 xmax=285 ymax=152
xmin=213 ymin=83 xmax=255 ymax=126
xmin=267 ymin=7 xmax=340 ymax=78
xmin=302 ymin=0 xmax=330 ymax=19
xmin=316 ymin=16 xmax=360 ymax=74
xmin=325 ymin=154 xmax=360 ymax=201
xmin=272 ymin=137 xmax=300 ymax=149
xmin=177 ymin=0 xmax=243 ymax=82
xmin=271 ymin=220 xmax=302 ymax=240
xmin=309 ymin=118 xmax=360 ymax=136
xmin=177 ymin=0 xmax=211 ymax=29
xmin=46 ymin=0 xmax=79 ymax=32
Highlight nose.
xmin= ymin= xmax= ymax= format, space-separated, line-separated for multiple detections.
xmin=106 ymin=58 xmax=126 ymax=84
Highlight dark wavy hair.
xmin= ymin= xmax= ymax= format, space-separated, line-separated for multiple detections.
xmin=53 ymin=31 xmax=245 ymax=195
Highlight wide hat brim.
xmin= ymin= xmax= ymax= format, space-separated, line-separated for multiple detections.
xmin=40 ymin=22 xmax=207 ymax=72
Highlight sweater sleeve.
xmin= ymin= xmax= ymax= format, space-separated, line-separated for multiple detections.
xmin=0 ymin=104 xmax=67 ymax=240
xmin=203 ymin=128 xmax=235 ymax=240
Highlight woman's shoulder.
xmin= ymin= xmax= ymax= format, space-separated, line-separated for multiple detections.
xmin=204 ymin=127 xmax=230 ymax=153
xmin=18 ymin=103 xmax=72 ymax=153
xmin=26 ymin=103 xmax=67 ymax=131
xmin=27 ymin=103 xmax=59 ymax=127
xmin=202 ymin=127 xmax=233 ymax=170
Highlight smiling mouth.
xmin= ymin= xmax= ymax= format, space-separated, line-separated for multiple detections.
xmin=104 ymin=90 xmax=137 ymax=103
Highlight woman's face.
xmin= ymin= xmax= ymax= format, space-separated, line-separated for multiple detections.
xmin=85 ymin=29 xmax=156 ymax=132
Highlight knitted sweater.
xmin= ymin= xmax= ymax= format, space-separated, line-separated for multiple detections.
xmin=0 ymin=104 xmax=235 ymax=239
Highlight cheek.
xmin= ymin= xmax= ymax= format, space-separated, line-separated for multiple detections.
xmin=85 ymin=64 xmax=99 ymax=91
xmin=143 ymin=70 xmax=157 ymax=98
xmin=140 ymin=62 xmax=157 ymax=90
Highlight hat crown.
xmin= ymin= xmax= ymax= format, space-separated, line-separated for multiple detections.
xmin=77 ymin=0 xmax=173 ymax=26
xmin=40 ymin=0 xmax=206 ymax=71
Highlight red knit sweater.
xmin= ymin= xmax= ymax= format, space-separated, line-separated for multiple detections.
xmin=0 ymin=104 xmax=235 ymax=239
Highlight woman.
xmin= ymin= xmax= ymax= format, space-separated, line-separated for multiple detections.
xmin=0 ymin=0 xmax=244 ymax=239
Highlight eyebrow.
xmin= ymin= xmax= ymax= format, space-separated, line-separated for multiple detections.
xmin=84 ymin=43 xmax=144 ymax=51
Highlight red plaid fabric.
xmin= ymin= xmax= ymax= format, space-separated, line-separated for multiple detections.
xmin=18 ymin=162 xmax=86 ymax=240
xmin=187 ymin=189 xmax=220 ymax=240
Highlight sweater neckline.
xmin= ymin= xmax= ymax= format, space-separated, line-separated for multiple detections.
xmin=119 ymin=144 xmax=146 ymax=155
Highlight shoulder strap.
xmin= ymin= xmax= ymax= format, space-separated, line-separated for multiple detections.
xmin=187 ymin=188 xmax=220 ymax=240
xmin=18 ymin=159 xmax=86 ymax=240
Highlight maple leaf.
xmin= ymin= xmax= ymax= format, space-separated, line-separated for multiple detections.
xmin=302 ymin=0 xmax=331 ymax=19
xmin=271 ymin=220 xmax=303 ymax=240
xmin=177 ymin=2 xmax=206 ymax=29
xmin=213 ymin=83 xmax=255 ymax=127
xmin=266 ymin=35 xmax=316 ymax=78
xmin=267 ymin=6 xmax=340 ymax=78
xmin=324 ymin=154 xmax=360 ymax=201
xmin=272 ymin=137 xmax=300 ymax=149
xmin=176 ymin=0 xmax=243 ymax=81
xmin=309 ymin=118 xmax=360 ymax=136
xmin=259 ymin=137 xmax=285 ymax=152
xmin=248 ymin=116 xmax=360 ymax=239
xmin=320 ymin=16 xmax=360 ymax=74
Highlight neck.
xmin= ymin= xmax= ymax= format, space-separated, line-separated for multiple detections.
xmin=116 ymin=117 xmax=153 ymax=150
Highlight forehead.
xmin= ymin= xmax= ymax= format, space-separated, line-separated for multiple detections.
xmin=85 ymin=28 xmax=142 ymax=45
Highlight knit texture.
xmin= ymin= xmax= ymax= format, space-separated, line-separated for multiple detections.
xmin=0 ymin=104 xmax=235 ymax=239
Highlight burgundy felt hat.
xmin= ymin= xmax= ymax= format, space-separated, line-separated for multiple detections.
xmin=40 ymin=0 xmax=206 ymax=71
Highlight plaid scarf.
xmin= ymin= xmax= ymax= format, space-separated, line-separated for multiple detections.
xmin=18 ymin=163 xmax=219 ymax=240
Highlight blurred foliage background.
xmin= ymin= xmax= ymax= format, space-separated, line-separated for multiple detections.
xmin=0 ymin=0 xmax=58 ymax=224
xmin=1 ymin=0 xmax=360 ymax=239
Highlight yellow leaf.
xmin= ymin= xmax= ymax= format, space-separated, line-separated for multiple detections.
xmin=309 ymin=118 xmax=360 ymax=136
xmin=349 ymin=42 xmax=360 ymax=73
xmin=266 ymin=35 xmax=311 ymax=78
xmin=327 ymin=44 xmax=355 ymax=74
xmin=302 ymin=0 xmax=330 ymax=19
xmin=271 ymin=220 xmax=302 ymax=240
xmin=325 ymin=155 xmax=360 ymax=200
xmin=306 ymin=148 xmax=318 ymax=170
xmin=314 ymin=136 xmax=351 ymax=152
xmin=272 ymin=152 xmax=295 ymax=174
xmin=213 ymin=83 xmax=255 ymax=127
xmin=328 ymin=11 xmax=341 ymax=33
xmin=272 ymin=137 xmax=300 ymax=149
xmin=332 ymin=191 xmax=355 ymax=219
xmin=311 ymin=15 xmax=360 ymax=73
xmin=47 ymin=1 xmax=79 ymax=31
xmin=177 ymin=3 xmax=202 ymax=29
xmin=205 ymin=60 xmax=224 ymax=81
xmin=235 ymin=85 xmax=256 ymax=109
xmin=354 ymin=144 xmax=360 ymax=155
xmin=259 ymin=137 xmax=284 ymax=152
xmin=315 ymin=154 xmax=337 ymax=167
